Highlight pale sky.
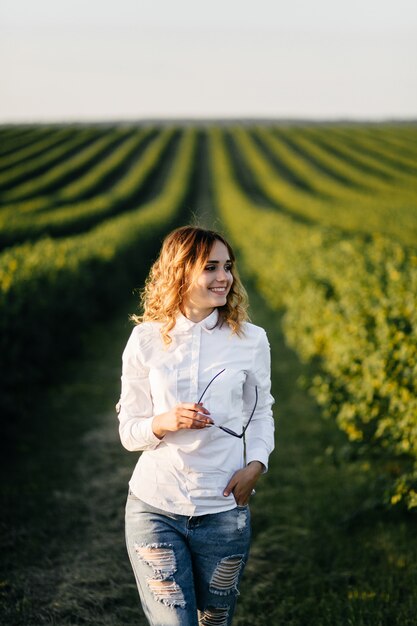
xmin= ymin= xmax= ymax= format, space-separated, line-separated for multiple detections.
xmin=1 ymin=0 xmax=416 ymax=122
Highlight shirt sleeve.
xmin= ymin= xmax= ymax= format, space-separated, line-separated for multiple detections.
xmin=243 ymin=328 xmax=275 ymax=471
xmin=116 ymin=326 xmax=162 ymax=452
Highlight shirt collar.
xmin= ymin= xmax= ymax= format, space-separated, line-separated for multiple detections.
xmin=175 ymin=308 xmax=219 ymax=334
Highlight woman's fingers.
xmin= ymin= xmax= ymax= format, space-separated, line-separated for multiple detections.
xmin=223 ymin=467 xmax=259 ymax=504
xmin=182 ymin=411 xmax=213 ymax=427
xmin=153 ymin=403 xmax=214 ymax=437
xmin=178 ymin=403 xmax=214 ymax=428
xmin=181 ymin=402 xmax=211 ymax=415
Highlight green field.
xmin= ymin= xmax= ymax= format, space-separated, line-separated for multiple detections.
xmin=1 ymin=122 xmax=417 ymax=624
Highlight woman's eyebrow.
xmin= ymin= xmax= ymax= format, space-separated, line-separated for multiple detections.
xmin=206 ymin=259 xmax=232 ymax=263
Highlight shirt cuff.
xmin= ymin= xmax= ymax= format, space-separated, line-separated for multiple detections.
xmin=246 ymin=449 xmax=269 ymax=473
xmin=135 ymin=416 xmax=164 ymax=448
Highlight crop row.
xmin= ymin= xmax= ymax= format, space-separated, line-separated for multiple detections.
xmin=0 ymin=126 xmax=59 ymax=159
xmin=260 ymin=127 xmax=407 ymax=196
xmin=298 ymin=126 xmax=417 ymax=189
xmin=0 ymin=129 xmax=155 ymax=216
xmin=210 ymin=128 xmax=417 ymax=509
xmin=0 ymin=129 xmax=196 ymax=410
xmin=294 ymin=125 xmax=417 ymax=191
xmin=359 ymin=126 xmax=417 ymax=160
xmin=0 ymin=127 xmax=74 ymax=172
xmin=276 ymin=126 xmax=417 ymax=192
xmin=0 ymin=128 xmax=110 ymax=192
xmin=0 ymin=128 xmax=130 ymax=202
xmin=274 ymin=128 xmax=389 ymax=192
xmin=227 ymin=127 xmax=417 ymax=247
xmin=0 ymin=128 xmax=178 ymax=248
xmin=322 ymin=126 xmax=417 ymax=176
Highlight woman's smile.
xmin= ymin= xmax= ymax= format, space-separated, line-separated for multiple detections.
xmin=209 ymin=286 xmax=228 ymax=294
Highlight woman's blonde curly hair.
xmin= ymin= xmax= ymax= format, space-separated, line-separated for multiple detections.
xmin=132 ymin=225 xmax=249 ymax=344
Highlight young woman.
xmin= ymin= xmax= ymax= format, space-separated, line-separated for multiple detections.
xmin=117 ymin=225 xmax=275 ymax=626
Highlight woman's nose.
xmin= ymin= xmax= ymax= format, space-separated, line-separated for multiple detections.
xmin=216 ymin=268 xmax=229 ymax=281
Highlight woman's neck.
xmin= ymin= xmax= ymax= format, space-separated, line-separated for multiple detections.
xmin=181 ymin=305 xmax=215 ymax=323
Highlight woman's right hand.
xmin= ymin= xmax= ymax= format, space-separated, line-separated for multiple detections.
xmin=152 ymin=403 xmax=213 ymax=439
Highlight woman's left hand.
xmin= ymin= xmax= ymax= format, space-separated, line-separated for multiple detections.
xmin=223 ymin=461 xmax=264 ymax=505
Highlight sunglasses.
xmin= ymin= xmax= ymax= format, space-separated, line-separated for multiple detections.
xmin=197 ymin=368 xmax=258 ymax=438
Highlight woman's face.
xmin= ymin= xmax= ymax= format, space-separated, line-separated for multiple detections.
xmin=182 ymin=240 xmax=234 ymax=319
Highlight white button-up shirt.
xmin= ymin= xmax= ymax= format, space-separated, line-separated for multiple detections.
xmin=117 ymin=308 xmax=275 ymax=516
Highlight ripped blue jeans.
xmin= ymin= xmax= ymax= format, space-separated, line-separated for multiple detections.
xmin=125 ymin=491 xmax=251 ymax=626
